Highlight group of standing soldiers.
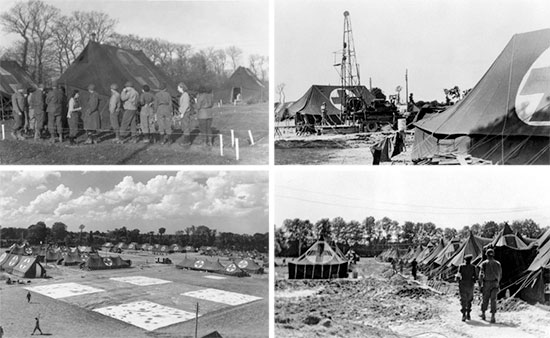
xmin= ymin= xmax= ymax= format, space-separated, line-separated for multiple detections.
xmin=10 ymin=81 xmax=214 ymax=146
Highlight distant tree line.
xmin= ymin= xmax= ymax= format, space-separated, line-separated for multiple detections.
xmin=276 ymin=216 xmax=547 ymax=258
xmin=0 ymin=0 xmax=268 ymax=91
xmin=0 ymin=222 xmax=268 ymax=253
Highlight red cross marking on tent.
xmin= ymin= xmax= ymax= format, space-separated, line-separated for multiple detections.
xmin=329 ymin=88 xmax=356 ymax=110
xmin=0 ymin=253 xmax=7 ymax=263
xmin=194 ymin=260 xmax=204 ymax=268
xmin=237 ymin=260 xmax=248 ymax=269
xmin=226 ymin=264 xmax=237 ymax=272
xmin=18 ymin=257 xmax=32 ymax=271
xmin=8 ymin=256 xmax=19 ymax=266
xmin=103 ymin=257 xmax=113 ymax=266
xmin=520 ymin=67 xmax=550 ymax=120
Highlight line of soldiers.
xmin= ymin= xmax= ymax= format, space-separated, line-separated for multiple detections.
xmin=10 ymin=81 xmax=214 ymax=146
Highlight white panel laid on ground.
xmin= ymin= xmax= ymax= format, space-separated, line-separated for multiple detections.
xmin=24 ymin=282 xmax=105 ymax=299
xmin=182 ymin=288 xmax=262 ymax=306
xmin=204 ymin=275 xmax=227 ymax=280
xmin=93 ymin=300 xmax=196 ymax=331
xmin=109 ymin=276 xmax=172 ymax=286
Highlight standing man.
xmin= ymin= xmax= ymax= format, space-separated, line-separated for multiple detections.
xmin=479 ymin=248 xmax=502 ymax=323
xmin=154 ymin=83 xmax=173 ymax=145
xmin=30 ymin=83 xmax=45 ymax=140
xmin=45 ymin=83 xmax=64 ymax=143
xmin=177 ymin=82 xmax=192 ymax=146
xmin=26 ymin=88 xmax=34 ymax=136
xmin=120 ymin=81 xmax=139 ymax=143
xmin=83 ymin=84 xmax=100 ymax=144
xmin=196 ymin=87 xmax=214 ymax=148
xmin=411 ymin=258 xmax=418 ymax=280
xmin=109 ymin=84 xmax=122 ymax=143
xmin=26 ymin=291 xmax=31 ymax=303
xmin=31 ymin=317 xmax=42 ymax=335
xmin=10 ymin=84 xmax=27 ymax=140
xmin=67 ymin=90 xmax=82 ymax=145
xmin=456 ymin=254 xmax=476 ymax=321
xmin=139 ymin=85 xmax=155 ymax=143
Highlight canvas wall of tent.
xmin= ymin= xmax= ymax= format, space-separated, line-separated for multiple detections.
xmin=213 ymin=66 xmax=267 ymax=104
xmin=286 ymin=85 xmax=375 ymax=125
xmin=288 ymin=239 xmax=349 ymax=279
xmin=0 ymin=253 xmax=46 ymax=278
xmin=175 ymin=257 xmax=250 ymax=277
xmin=413 ymin=28 xmax=550 ymax=165
xmin=57 ymin=41 xmax=179 ymax=130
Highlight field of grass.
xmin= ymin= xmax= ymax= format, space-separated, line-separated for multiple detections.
xmin=0 ymin=103 xmax=268 ymax=165
xmin=0 ymin=251 xmax=268 ymax=338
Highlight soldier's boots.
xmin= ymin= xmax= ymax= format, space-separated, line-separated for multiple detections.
xmin=461 ymin=312 xmax=466 ymax=322
xmin=490 ymin=314 xmax=496 ymax=324
xmin=34 ymin=129 xmax=40 ymax=140
xmin=466 ymin=311 xmax=471 ymax=320
xmin=480 ymin=311 xmax=486 ymax=320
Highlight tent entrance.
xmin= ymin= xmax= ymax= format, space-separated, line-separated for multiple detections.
xmin=232 ymin=87 xmax=242 ymax=102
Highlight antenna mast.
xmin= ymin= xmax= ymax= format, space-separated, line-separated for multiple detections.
xmin=334 ymin=11 xmax=360 ymax=118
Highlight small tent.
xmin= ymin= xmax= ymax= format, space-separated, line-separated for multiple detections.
xmin=223 ymin=261 xmax=250 ymax=277
xmin=58 ymin=251 xmax=83 ymax=266
xmin=82 ymin=255 xmax=131 ymax=270
xmin=287 ymin=85 xmax=375 ymax=125
xmin=413 ymin=29 xmax=550 ymax=164
xmin=11 ymin=256 xmax=46 ymax=278
xmin=419 ymin=239 xmax=446 ymax=267
xmin=213 ymin=66 xmax=267 ymax=104
xmin=57 ymin=41 xmax=179 ymax=129
xmin=8 ymin=243 xmax=34 ymax=256
xmin=288 ymin=239 xmax=348 ymax=279
xmin=175 ymin=256 xmax=197 ymax=270
xmin=45 ymin=247 xmax=62 ymax=262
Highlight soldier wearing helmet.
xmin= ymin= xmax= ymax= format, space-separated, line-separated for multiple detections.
xmin=478 ymin=248 xmax=502 ymax=323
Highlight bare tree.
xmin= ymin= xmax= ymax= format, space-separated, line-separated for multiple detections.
xmin=249 ymin=54 xmax=268 ymax=82
xmin=0 ymin=1 xmax=33 ymax=69
xmin=225 ymin=45 xmax=242 ymax=72
xmin=28 ymin=1 xmax=59 ymax=82
xmin=72 ymin=10 xmax=118 ymax=48
xmin=52 ymin=15 xmax=79 ymax=74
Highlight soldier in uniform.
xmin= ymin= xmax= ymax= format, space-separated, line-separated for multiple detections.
xmin=29 ymin=83 xmax=45 ymax=140
xmin=479 ymin=248 xmax=502 ymax=323
xmin=109 ymin=84 xmax=122 ymax=143
xmin=10 ymin=84 xmax=27 ymax=140
xmin=45 ymin=83 xmax=64 ymax=143
xmin=456 ymin=254 xmax=477 ymax=321
xmin=120 ymin=81 xmax=140 ymax=143
xmin=154 ymin=83 xmax=173 ymax=145
xmin=139 ymin=85 xmax=155 ymax=143
xmin=83 ymin=84 xmax=100 ymax=144
xmin=177 ymin=82 xmax=192 ymax=146
xmin=67 ymin=90 xmax=82 ymax=145
xmin=196 ymin=87 xmax=214 ymax=148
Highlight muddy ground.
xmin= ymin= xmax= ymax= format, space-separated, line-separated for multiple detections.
xmin=0 ymin=251 xmax=268 ymax=338
xmin=0 ymin=103 xmax=268 ymax=165
xmin=275 ymin=258 xmax=550 ymax=338
xmin=274 ymin=129 xmax=414 ymax=165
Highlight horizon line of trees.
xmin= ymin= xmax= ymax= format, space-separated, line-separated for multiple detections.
xmin=0 ymin=0 xmax=268 ymax=91
xmin=1 ymin=222 xmax=268 ymax=253
xmin=276 ymin=216 xmax=548 ymax=257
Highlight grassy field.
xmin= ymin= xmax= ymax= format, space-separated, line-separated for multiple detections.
xmin=0 ymin=103 xmax=268 ymax=165
xmin=0 ymin=251 xmax=268 ymax=338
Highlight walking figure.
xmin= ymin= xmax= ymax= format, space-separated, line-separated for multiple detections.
xmin=31 ymin=317 xmax=42 ymax=335
xmin=479 ymin=248 xmax=502 ymax=323
xmin=27 ymin=291 xmax=31 ymax=303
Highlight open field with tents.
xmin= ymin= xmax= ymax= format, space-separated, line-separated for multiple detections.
xmin=0 ymin=102 xmax=268 ymax=164
xmin=0 ymin=249 xmax=268 ymax=338
xmin=275 ymin=257 xmax=550 ymax=338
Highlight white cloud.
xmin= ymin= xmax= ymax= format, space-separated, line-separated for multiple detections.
xmin=0 ymin=171 xmax=60 ymax=197
xmin=27 ymin=184 xmax=72 ymax=214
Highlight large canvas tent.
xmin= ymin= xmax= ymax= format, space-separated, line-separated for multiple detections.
xmin=288 ymin=239 xmax=348 ymax=279
xmin=11 ymin=256 xmax=45 ymax=278
xmin=0 ymin=60 xmax=36 ymax=119
xmin=213 ymin=66 xmax=267 ymax=104
xmin=234 ymin=257 xmax=264 ymax=274
xmin=57 ymin=41 xmax=179 ymax=129
xmin=517 ymin=228 xmax=550 ymax=303
xmin=413 ymin=29 xmax=550 ymax=164
xmin=82 ymin=255 xmax=131 ymax=270
xmin=287 ymin=85 xmax=374 ymax=125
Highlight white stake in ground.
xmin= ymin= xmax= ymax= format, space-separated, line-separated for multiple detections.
xmin=1 ymin=124 xmax=4 ymax=140
xmin=219 ymin=134 xmax=224 ymax=156
xmin=248 ymin=130 xmax=254 ymax=145
xmin=235 ymin=138 xmax=240 ymax=161
xmin=231 ymin=129 xmax=235 ymax=147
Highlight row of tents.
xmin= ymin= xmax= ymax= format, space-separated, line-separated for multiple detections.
xmin=1 ymin=41 xmax=267 ymax=125
xmin=176 ymin=257 xmax=264 ymax=277
xmin=378 ymin=224 xmax=550 ymax=304
xmin=102 ymin=242 xmax=195 ymax=253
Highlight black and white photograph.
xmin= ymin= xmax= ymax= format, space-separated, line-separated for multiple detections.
xmin=275 ymin=168 xmax=550 ymax=337
xmin=0 ymin=170 xmax=269 ymax=337
xmin=274 ymin=0 xmax=550 ymax=165
xmin=0 ymin=0 xmax=268 ymax=165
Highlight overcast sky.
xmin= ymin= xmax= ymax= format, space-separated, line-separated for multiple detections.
xmin=275 ymin=167 xmax=550 ymax=230
xmin=0 ymin=171 xmax=268 ymax=234
xmin=0 ymin=0 xmax=268 ymax=61
xmin=275 ymin=0 xmax=550 ymax=102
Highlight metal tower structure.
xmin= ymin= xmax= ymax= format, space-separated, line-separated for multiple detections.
xmin=334 ymin=11 xmax=361 ymax=117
